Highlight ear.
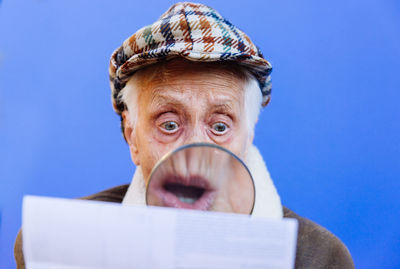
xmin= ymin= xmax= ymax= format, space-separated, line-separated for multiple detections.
xmin=248 ymin=117 xmax=258 ymax=144
xmin=249 ymin=131 xmax=254 ymax=145
xmin=122 ymin=111 xmax=141 ymax=166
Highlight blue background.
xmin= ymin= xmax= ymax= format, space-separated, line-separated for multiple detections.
xmin=1 ymin=0 xmax=399 ymax=268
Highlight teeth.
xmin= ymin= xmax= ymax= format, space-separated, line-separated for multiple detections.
xmin=178 ymin=196 xmax=196 ymax=204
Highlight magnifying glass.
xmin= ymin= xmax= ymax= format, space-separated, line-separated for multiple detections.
xmin=146 ymin=143 xmax=255 ymax=214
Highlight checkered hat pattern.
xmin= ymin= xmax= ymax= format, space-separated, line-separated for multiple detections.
xmin=109 ymin=2 xmax=273 ymax=115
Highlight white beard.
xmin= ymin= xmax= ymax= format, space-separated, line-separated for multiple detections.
xmin=122 ymin=144 xmax=283 ymax=219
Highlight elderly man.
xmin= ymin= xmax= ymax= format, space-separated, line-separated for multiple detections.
xmin=15 ymin=2 xmax=354 ymax=268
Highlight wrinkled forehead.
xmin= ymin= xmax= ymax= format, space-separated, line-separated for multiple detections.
xmin=134 ymin=58 xmax=247 ymax=104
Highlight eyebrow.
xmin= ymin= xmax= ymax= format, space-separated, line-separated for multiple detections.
xmin=212 ymin=103 xmax=234 ymax=113
xmin=148 ymin=89 xmax=239 ymax=114
xmin=149 ymin=94 xmax=186 ymax=110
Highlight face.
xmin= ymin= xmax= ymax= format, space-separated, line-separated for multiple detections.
xmin=123 ymin=59 xmax=253 ymax=184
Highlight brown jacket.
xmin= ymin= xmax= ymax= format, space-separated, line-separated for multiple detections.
xmin=15 ymin=184 xmax=354 ymax=269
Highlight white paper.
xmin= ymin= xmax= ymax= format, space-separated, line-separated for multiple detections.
xmin=22 ymin=195 xmax=298 ymax=269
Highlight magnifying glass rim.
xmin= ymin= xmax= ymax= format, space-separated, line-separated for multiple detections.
xmin=145 ymin=142 xmax=256 ymax=215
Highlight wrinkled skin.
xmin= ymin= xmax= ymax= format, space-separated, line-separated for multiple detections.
xmin=122 ymin=59 xmax=253 ymax=186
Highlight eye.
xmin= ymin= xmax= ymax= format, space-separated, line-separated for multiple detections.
xmin=160 ymin=121 xmax=179 ymax=133
xmin=211 ymin=122 xmax=228 ymax=135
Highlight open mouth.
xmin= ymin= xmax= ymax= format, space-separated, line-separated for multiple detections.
xmin=164 ymin=183 xmax=205 ymax=204
xmin=149 ymin=175 xmax=216 ymax=210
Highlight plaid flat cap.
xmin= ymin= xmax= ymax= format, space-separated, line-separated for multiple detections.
xmin=109 ymin=2 xmax=273 ymax=115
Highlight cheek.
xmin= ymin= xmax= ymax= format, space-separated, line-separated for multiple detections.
xmin=137 ymin=133 xmax=179 ymax=182
xmin=222 ymin=126 xmax=250 ymax=160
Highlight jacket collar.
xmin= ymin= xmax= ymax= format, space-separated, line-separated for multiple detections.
xmin=122 ymin=144 xmax=283 ymax=218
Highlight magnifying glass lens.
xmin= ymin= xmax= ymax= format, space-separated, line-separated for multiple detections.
xmin=146 ymin=143 xmax=255 ymax=214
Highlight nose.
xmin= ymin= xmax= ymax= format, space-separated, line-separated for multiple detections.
xmin=185 ymin=125 xmax=211 ymax=145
